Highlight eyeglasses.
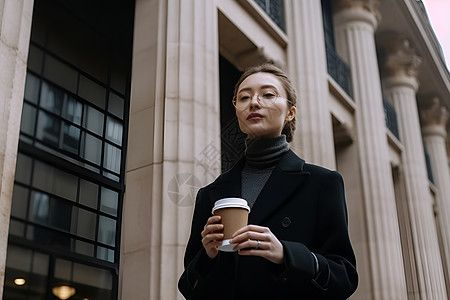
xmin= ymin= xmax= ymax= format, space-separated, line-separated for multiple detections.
xmin=233 ymin=90 xmax=292 ymax=110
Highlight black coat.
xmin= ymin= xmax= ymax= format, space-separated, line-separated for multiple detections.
xmin=178 ymin=150 xmax=358 ymax=299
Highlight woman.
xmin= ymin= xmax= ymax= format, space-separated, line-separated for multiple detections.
xmin=178 ymin=63 xmax=358 ymax=299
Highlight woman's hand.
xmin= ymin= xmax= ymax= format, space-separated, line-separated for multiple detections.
xmin=201 ymin=215 xmax=224 ymax=259
xmin=230 ymin=225 xmax=284 ymax=264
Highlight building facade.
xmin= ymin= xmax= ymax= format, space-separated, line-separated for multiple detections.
xmin=0 ymin=0 xmax=449 ymax=299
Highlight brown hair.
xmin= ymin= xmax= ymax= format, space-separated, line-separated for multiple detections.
xmin=232 ymin=63 xmax=297 ymax=142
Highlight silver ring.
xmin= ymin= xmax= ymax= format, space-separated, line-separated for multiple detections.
xmin=256 ymin=240 xmax=261 ymax=250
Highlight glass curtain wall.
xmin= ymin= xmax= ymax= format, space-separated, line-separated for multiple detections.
xmin=3 ymin=0 xmax=134 ymax=299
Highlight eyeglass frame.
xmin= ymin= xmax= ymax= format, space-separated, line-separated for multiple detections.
xmin=232 ymin=91 xmax=294 ymax=110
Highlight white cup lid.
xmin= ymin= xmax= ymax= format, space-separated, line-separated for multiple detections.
xmin=212 ymin=198 xmax=250 ymax=214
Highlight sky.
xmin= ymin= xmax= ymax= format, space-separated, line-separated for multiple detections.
xmin=421 ymin=0 xmax=450 ymax=67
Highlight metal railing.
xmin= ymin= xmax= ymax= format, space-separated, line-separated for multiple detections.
xmin=254 ymin=0 xmax=285 ymax=31
xmin=326 ymin=44 xmax=353 ymax=98
xmin=383 ymin=97 xmax=400 ymax=140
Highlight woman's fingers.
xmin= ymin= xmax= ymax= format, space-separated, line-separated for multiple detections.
xmin=230 ymin=225 xmax=284 ymax=264
xmin=201 ymin=215 xmax=224 ymax=259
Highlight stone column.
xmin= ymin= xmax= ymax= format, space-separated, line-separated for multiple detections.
xmin=333 ymin=1 xmax=408 ymax=298
xmin=0 ymin=0 xmax=34 ymax=296
xmin=286 ymin=0 xmax=336 ymax=169
xmin=381 ymin=36 xmax=447 ymax=299
xmin=121 ymin=1 xmax=221 ymax=300
xmin=421 ymin=97 xmax=450 ymax=297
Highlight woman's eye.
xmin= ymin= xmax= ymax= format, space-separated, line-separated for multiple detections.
xmin=263 ymin=93 xmax=276 ymax=99
xmin=239 ymin=96 xmax=250 ymax=101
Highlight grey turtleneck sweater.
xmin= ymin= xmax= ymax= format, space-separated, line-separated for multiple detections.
xmin=242 ymin=135 xmax=289 ymax=208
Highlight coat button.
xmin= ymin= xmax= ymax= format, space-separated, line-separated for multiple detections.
xmin=282 ymin=217 xmax=291 ymax=228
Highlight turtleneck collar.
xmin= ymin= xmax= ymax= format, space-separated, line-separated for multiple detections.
xmin=244 ymin=135 xmax=289 ymax=169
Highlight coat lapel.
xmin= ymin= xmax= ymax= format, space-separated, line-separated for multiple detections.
xmin=206 ymin=157 xmax=244 ymax=205
xmin=248 ymin=150 xmax=310 ymax=225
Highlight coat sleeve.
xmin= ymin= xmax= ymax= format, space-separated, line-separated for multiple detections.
xmin=178 ymin=188 xmax=225 ymax=300
xmin=279 ymin=170 xmax=358 ymax=299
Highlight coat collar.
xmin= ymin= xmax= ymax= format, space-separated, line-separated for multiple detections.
xmin=209 ymin=150 xmax=310 ymax=224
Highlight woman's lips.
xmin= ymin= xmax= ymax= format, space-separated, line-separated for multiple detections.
xmin=247 ymin=113 xmax=263 ymax=120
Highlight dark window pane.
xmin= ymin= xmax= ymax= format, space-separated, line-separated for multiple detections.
xmin=24 ymin=73 xmax=41 ymax=104
xmin=83 ymin=105 xmax=104 ymax=136
xmin=108 ymin=92 xmax=124 ymax=119
xmin=75 ymin=240 xmax=95 ymax=257
xmin=79 ymin=179 xmax=98 ymax=209
xmin=9 ymin=220 xmax=26 ymax=237
xmin=100 ymin=187 xmax=118 ymax=217
xmin=32 ymin=160 xmax=78 ymax=202
xmin=62 ymin=122 xmax=80 ymax=154
xmin=79 ymin=75 xmax=106 ymax=108
xmin=97 ymin=246 xmax=114 ymax=263
xmin=40 ymin=81 xmax=64 ymax=114
xmin=36 ymin=110 xmax=60 ymax=147
xmin=43 ymin=55 xmax=77 ymax=93
xmin=103 ymin=143 xmax=121 ymax=174
xmin=20 ymin=102 xmax=37 ymax=136
xmin=106 ymin=116 xmax=123 ymax=146
xmin=76 ymin=208 xmax=97 ymax=240
xmin=11 ymin=185 xmax=29 ymax=219
xmin=29 ymin=191 xmax=50 ymax=225
xmin=62 ymin=96 xmax=82 ymax=125
xmin=27 ymin=45 xmax=44 ymax=74
xmin=80 ymin=132 xmax=102 ymax=165
xmin=98 ymin=216 xmax=116 ymax=247
xmin=14 ymin=153 xmax=32 ymax=184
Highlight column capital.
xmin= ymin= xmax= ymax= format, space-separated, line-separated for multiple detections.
xmin=420 ymin=97 xmax=449 ymax=137
xmin=334 ymin=0 xmax=381 ymax=22
xmin=379 ymin=35 xmax=422 ymax=79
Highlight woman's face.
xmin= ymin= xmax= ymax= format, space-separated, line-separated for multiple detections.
xmin=235 ymin=72 xmax=296 ymax=140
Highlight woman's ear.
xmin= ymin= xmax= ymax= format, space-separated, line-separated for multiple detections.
xmin=286 ymin=105 xmax=296 ymax=121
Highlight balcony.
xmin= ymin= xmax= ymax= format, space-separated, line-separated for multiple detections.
xmin=326 ymin=44 xmax=353 ymax=98
xmin=254 ymin=0 xmax=285 ymax=31
xmin=383 ymin=97 xmax=400 ymax=140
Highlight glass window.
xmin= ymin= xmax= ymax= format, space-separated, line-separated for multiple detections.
xmin=73 ymin=261 xmax=113 ymax=290
xmin=36 ymin=110 xmax=60 ymax=147
xmin=100 ymin=187 xmax=118 ymax=217
xmin=79 ymin=179 xmax=98 ymax=209
xmin=80 ymin=132 xmax=102 ymax=165
xmin=9 ymin=220 xmax=25 ymax=237
xmin=20 ymin=102 xmax=37 ymax=136
xmin=97 ymin=246 xmax=115 ymax=263
xmin=11 ymin=185 xmax=29 ymax=219
xmin=54 ymin=258 xmax=72 ymax=281
xmin=33 ymin=252 xmax=50 ymax=275
xmin=14 ymin=153 xmax=32 ymax=184
xmin=40 ymin=81 xmax=64 ymax=114
xmin=103 ymin=143 xmax=121 ymax=174
xmin=29 ymin=191 xmax=50 ymax=225
xmin=62 ymin=122 xmax=80 ymax=154
xmin=106 ymin=116 xmax=123 ymax=146
xmin=32 ymin=161 xmax=78 ymax=202
xmin=75 ymin=240 xmax=95 ymax=256
xmin=76 ymin=208 xmax=97 ymax=240
xmin=62 ymin=95 xmax=82 ymax=125
xmin=49 ymin=198 xmax=72 ymax=232
xmin=78 ymin=75 xmax=106 ymax=108
xmin=24 ymin=73 xmax=41 ymax=104
xmin=83 ymin=105 xmax=104 ymax=136
xmin=98 ymin=216 xmax=116 ymax=247
xmin=43 ymin=55 xmax=77 ymax=93
xmin=6 ymin=245 xmax=32 ymax=271
xmin=4 ymin=246 xmax=48 ymax=300
xmin=27 ymin=45 xmax=44 ymax=74
xmin=108 ymin=92 xmax=124 ymax=119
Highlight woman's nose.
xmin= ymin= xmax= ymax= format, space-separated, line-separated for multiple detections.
xmin=249 ymin=94 xmax=261 ymax=108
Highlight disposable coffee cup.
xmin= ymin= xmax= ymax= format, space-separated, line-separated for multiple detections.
xmin=212 ymin=198 xmax=250 ymax=252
